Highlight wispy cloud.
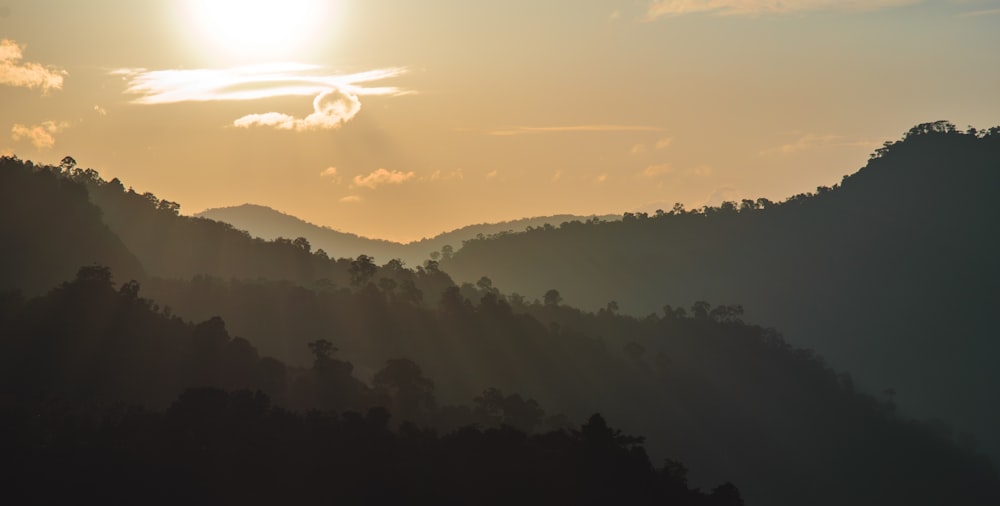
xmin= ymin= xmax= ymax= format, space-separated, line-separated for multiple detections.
xmin=115 ymin=64 xmax=408 ymax=131
xmin=642 ymin=163 xmax=674 ymax=177
xmin=958 ymin=7 xmax=1000 ymax=17
xmin=759 ymin=133 xmax=838 ymax=155
xmin=0 ymin=39 xmax=66 ymax=92
xmin=428 ymin=168 xmax=464 ymax=181
xmin=759 ymin=133 xmax=877 ymax=156
xmin=352 ymin=168 xmax=416 ymax=189
xmin=11 ymin=120 xmax=69 ymax=149
xmin=632 ymin=136 xmax=673 ymax=155
xmin=490 ymin=125 xmax=662 ymax=136
xmin=644 ymin=0 xmax=917 ymax=20
xmin=339 ymin=195 xmax=362 ymax=203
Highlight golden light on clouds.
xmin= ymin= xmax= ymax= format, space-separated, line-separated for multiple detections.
xmin=1 ymin=0 xmax=996 ymax=240
xmin=114 ymin=64 xmax=407 ymax=130
xmin=0 ymin=39 xmax=65 ymax=92
xmin=11 ymin=121 xmax=69 ymax=149
xmin=352 ymin=168 xmax=417 ymax=190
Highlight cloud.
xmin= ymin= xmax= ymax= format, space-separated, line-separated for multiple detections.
xmin=642 ymin=163 xmax=673 ymax=177
xmin=11 ymin=121 xmax=69 ymax=149
xmin=429 ymin=168 xmax=464 ymax=181
xmin=352 ymin=168 xmax=416 ymax=189
xmin=490 ymin=125 xmax=662 ymax=136
xmin=596 ymin=174 xmax=609 ymax=184
xmin=234 ymin=88 xmax=361 ymax=131
xmin=691 ymin=165 xmax=713 ymax=177
xmin=320 ymin=166 xmax=341 ymax=183
xmin=93 ymin=105 xmax=107 ymax=116
xmin=116 ymin=63 xmax=408 ymax=131
xmin=339 ymin=195 xmax=362 ymax=203
xmin=632 ymin=136 xmax=672 ymax=155
xmin=644 ymin=0 xmax=918 ymax=19
xmin=0 ymin=39 xmax=66 ymax=92
xmin=551 ymin=170 xmax=563 ymax=183
xmin=759 ymin=133 xmax=839 ymax=155
xmin=958 ymin=7 xmax=1000 ymax=17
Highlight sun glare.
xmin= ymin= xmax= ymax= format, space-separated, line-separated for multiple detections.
xmin=184 ymin=0 xmax=328 ymax=62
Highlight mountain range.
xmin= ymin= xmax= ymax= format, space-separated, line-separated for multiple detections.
xmin=195 ymin=204 xmax=618 ymax=267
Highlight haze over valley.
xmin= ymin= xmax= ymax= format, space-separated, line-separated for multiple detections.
xmin=2 ymin=1 xmax=999 ymax=504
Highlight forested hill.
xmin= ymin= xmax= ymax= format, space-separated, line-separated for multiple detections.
xmin=1 ymin=138 xmax=1000 ymax=504
xmin=196 ymin=203 xmax=616 ymax=267
xmin=443 ymin=122 xmax=1000 ymax=460
xmin=0 ymin=156 xmax=143 ymax=294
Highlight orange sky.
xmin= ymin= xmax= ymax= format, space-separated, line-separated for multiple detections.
xmin=2 ymin=0 xmax=999 ymax=241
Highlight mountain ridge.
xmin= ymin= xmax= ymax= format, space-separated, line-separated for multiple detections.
xmin=195 ymin=204 xmax=619 ymax=266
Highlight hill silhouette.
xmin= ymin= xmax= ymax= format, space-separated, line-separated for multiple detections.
xmin=2 ymin=264 xmax=997 ymax=505
xmin=0 ymin=155 xmax=143 ymax=295
xmin=2 ymin=123 xmax=1000 ymax=504
xmin=443 ymin=121 xmax=1000 ymax=460
xmin=196 ymin=203 xmax=617 ymax=267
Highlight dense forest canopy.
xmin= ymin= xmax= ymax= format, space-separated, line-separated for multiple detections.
xmin=2 ymin=122 xmax=999 ymax=504
xmin=443 ymin=122 xmax=1000 ymax=462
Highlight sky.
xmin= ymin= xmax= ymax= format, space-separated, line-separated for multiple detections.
xmin=2 ymin=0 xmax=998 ymax=242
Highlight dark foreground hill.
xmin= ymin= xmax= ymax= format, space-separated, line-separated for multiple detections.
xmin=0 ymin=270 xmax=744 ymax=506
xmin=443 ymin=122 xmax=1000 ymax=460
xmin=2 ymin=265 xmax=997 ymax=505
xmin=196 ymin=203 xmax=616 ymax=267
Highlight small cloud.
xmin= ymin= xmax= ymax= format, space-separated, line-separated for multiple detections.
xmin=93 ymin=105 xmax=107 ymax=116
xmin=11 ymin=120 xmax=69 ymax=149
xmin=596 ymin=173 xmax=609 ymax=184
xmin=428 ymin=168 xmax=464 ymax=181
xmin=551 ymin=170 xmax=563 ymax=183
xmin=352 ymin=168 xmax=416 ymax=189
xmin=320 ymin=166 xmax=341 ymax=183
xmin=0 ymin=39 xmax=66 ymax=92
xmin=485 ymin=169 xmax=499 ymax=180
xmin=631 ymin=143 xmax=647 ymax=155
xmin=610 ymin=10 xmax=621 ymax=21
xmin=490 ymin=124 xmax=662 ymax=136
xmin=655 ymin=137 xmax=673 ymax=149
xmin=644 ymin=0 xmax=918 ymax=20
xmin=339 ymin=195 xmax=362 ymax=203
xmin=759 ymin=133 xmax=841 ymax=156
xmin=642 ymin=163 xmax=673 ymax=177
xmin=691 ymin=165 xmax=713 ymax=177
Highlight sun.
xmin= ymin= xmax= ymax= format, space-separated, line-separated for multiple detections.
xmin=184 ymin=0 xmax=329 ymax=62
